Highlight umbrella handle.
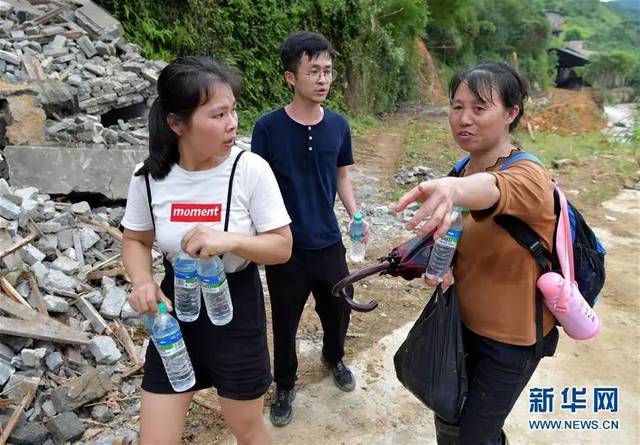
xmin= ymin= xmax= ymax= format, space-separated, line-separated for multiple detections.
xmin=332 ymin=262 xmax=391 ymax=312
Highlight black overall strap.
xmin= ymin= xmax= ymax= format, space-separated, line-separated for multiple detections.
xmin=224 ymin=150 xmax=245 ymax=232
xmin=144 ymin=172 xmax=156 ymax=234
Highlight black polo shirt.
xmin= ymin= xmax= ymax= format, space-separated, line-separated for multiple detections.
xmin=251 ymin=107 xmax=354 ymax=249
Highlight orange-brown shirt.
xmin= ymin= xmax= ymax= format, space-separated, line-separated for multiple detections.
xmin=454 ymin=155 xmax=557 ymax=345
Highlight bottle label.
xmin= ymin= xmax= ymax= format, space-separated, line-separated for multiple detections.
xmin=442 ymin=227 xmax=462 ymax=245
xmin=350 ymin=232 xmax=365 ymax=242
xmin=175 ymin=269 xmax=197 ymax=280
xmin=157 ymin=331 xmax=183 ymax=352
xmin=201 ymin=275 xmax=226 ymax=289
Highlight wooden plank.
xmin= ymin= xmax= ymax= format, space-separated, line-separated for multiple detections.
xmin=86 ymin=253 xmax=121 ymax=274
xmin=0 ymin=278 xmax=31 ymax=309
xmin=73 ymin=230 xmax=85 ymax=267
xmin=23 ymin=272 xmax=48 ymax=317
xmin=0 ymin=291 xmax=38 ymax=322
xmin=0 ymin=233 xmax=36 ymax=259
xmin=31 ymin=5 xmax=64 ymax=25
xmin=27 ymin=219 xmax=44 ymax=238
xmin=74 ymin=296 xmax=109 ymax=335
xmin=120 ymin=362 xmax=144 ymax=379
xmin=0 ymin=316 xmax=90 ymax=345
xmin=112 ymin=321 xmax=141 ymax=365
xmin=0 ymin=383 xmax=38 ymax=445
xmin=86 ymin=267 xmax=128 ymax=281
xmin=76 ymin=215 xmax=123 ymax=243
xmin=21 ymin=54 xmax=45 ymax=80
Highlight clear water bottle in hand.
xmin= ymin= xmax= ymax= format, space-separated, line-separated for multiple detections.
xmin=349 ymin=212 xmax=367 ymax=263
xmin=143 ymin=313 xmax=158 ymax=348
xmin=425 ymin=206 xmax=465 ymax=282
xmin=173 ymin=251 xmax=200 ymax=322
xmin=198 ymin=256 xmax=233 ymax=326
xmin=152 ymin=302 xmax=196 ymax=392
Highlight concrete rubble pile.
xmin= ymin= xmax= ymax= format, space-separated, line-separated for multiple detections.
xmin=0 ymin=176 xmax=157 ymax=444
xmin=394 ymin=165 xmax=437 ymax=185
xmin=0 ymin=0 xmax=164 ymax=147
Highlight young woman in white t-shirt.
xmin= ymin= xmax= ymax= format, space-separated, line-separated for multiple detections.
xmin=121 ymin=56 xmax=292 ymax=445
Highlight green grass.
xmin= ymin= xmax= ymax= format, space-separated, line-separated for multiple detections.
xmin=382 ymin=118 xmax=637 ymax=208
xmin=398 ymin=117 xmax=461 ymax=173
xmin=517 ymin=130 xmax=638 ymax=207
xmin=349 ymin=114 xmax=382 ymax=138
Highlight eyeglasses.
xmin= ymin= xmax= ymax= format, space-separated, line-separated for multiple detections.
xmin=298 ymin=69 xmax=338 ymax=82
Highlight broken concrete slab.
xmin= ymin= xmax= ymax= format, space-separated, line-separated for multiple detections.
xmin=99 ymin=285 xmax=127 ymax=319
xmin=3 ymin=373 xmax=40 ymax=400
xmin=30 ymin=80 xmax=77 ymax=116
xmin=50 ymin=367 xmax=112 ymax=412
xmin=8 ymin=420 xmax=50 ymax=445
xmin=4 ymin=145 xmax=147 ymax=199
xmin=43 ymin=294 xmax=69 ymax=313
xmin=20 ymin=347 xmax=47 ymax=368
xmin=0 ymin=357 xmax=15 ymax=384
xmin=74 ymin=1 xmax=123 ymax=39
xmin=88 ymin=335 xmax=121 ymax=364
xmin=44 ymin=351 xmax=63 ymax=372
xmin=47 ymin=412 xmax=85 ymax=443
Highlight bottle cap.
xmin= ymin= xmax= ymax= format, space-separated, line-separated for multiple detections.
xmin=157 ymin=302 xmax=168 ymax=314
xmin=353 ymin=212 xmax=363 ymax=222
xmin=453 ymin=205 xmax=467 ymax=212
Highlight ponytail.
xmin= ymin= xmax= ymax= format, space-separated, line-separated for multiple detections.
xmin=135 ymin=98 xmax=179 ymax=179
xmin=134 ymin=56 xmax=242 ymax=179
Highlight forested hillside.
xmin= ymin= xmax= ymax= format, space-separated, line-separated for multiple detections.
xmin=96 ymin=0 xmax=639 ymax=120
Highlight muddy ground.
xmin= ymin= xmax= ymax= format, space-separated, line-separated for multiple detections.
xmin=184 ymin=108 xmax=639 ymax=445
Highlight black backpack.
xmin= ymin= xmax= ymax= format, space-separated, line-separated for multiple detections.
xmin=450 ymin=151 xmax=606 ymax=356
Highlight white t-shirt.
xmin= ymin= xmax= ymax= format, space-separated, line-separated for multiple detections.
xmin=121 ymin=146 xmax=291 ymax=272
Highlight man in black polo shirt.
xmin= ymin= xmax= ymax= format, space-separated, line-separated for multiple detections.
xmin=252 ymin=30 xmax=366 ymax=427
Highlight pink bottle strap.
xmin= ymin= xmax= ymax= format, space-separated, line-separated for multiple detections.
xmin=555 ymin=187 xmax=575 ymax=283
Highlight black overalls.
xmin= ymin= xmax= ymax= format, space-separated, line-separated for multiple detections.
xmin=140 ymin=151 xmax=272 ymax=400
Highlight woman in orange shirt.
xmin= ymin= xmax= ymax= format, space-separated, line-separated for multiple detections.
xmin=396 ymin=61 xmax=559 ymax=445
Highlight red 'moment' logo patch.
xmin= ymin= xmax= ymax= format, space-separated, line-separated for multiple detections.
xmin=170 ymin=203 xmax=222 ymax=222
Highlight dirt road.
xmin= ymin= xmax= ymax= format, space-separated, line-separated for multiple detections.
xmin=192 ymin=111 xmax=639 ymax=444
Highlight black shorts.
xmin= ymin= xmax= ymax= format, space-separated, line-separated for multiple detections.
xmin=141 ymin=260 xmax=271 ymax=400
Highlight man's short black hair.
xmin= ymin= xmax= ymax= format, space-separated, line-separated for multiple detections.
xmin=280 ymin=31 xmax=333 ymax=74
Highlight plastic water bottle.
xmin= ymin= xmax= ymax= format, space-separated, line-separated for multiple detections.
xmin=349 ymin=212 xmax=367 ymax=263
xmin=152 ymin=302 xmax=196 ymax=392
xmin=425 ymin=206 xmax=465 ymax=281
xmin=143 ymin=314 xmax=158 ymax=347
xmin=198 ymin=256 xmax=233 ymax=326
xmin=173 ymin=251 xmax=200 ymax=322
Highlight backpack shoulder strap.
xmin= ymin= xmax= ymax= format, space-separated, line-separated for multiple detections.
xmin=449 ymin=156 xmax=470 ymax=177
xmin=500 ymin=151 xmax=542 ymax=170
xmin=494 ymin=215 xmax=552 ymax=272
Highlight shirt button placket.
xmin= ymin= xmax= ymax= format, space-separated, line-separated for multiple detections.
xmin=308 ymin=126 xmax=313 ymax=151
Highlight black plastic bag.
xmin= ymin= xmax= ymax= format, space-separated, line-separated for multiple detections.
xmin=394 ymin=285 xmax=468 ymax=424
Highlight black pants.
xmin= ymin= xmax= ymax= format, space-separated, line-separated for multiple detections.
xmin=437 ymin=323 xmax=559 ymax=445
xmin=265 ymin=242 xmax=351 ymax=390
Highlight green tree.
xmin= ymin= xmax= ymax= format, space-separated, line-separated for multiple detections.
xmin=563 ymin=25 xmax=586 ymax=41
xmin=582 ymin=50 xmax=640 ymax=89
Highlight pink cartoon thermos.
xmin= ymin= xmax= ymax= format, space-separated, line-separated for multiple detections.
xmin=537 ymin=189 xmax=601 ymax=340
